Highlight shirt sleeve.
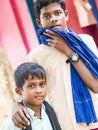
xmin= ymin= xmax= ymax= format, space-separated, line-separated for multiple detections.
xmin=79 ymin=34 xmax=98 ymax=56
xmin=0 ymin=117 xmax=21 ymax=130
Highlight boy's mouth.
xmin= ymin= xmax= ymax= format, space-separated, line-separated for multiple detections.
xmin=52 ymin=25 xmax=62 ymax=29
xmin=35 ymin=95 xmax=44 ymax=99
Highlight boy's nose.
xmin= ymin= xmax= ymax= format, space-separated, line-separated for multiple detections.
xmin=36 ymin=86 xmax=42 ymax=93
xmin=50 ymin=15 xmax=57 ymax=23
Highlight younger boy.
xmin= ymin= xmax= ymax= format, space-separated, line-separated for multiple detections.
xmin=1 ymin=62 xmax=61 ymax=130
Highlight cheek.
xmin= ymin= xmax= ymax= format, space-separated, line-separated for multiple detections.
xmin=23 ymin=89 xmax=34 ymax=99
xmin=40 ymin=20 xmax=51 ymax=28
xmin=44 ymin=88 xmax=47 ymax=96
xmin=61 ymin=19 xmax=67 ymax=28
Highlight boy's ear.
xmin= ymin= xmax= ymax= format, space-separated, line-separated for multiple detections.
xmin=15 ymin=87 xmax=22 ymax=96
xmin=36 ymin=18 xmax=42 ymax=27
xmin=65 ymin=10 xmax=69 ymax=21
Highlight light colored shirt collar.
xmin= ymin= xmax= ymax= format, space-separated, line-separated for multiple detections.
xmin=27 ymin=103 xmax=45 ymax=120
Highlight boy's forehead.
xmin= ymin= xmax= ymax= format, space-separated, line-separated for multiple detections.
xmin=27 ymin=74 xmax=45 ymax=80
xmin=40 ymin=2 xmax=63 ymax=14
xmin=25 ymin=76 xmax=46 ymax=83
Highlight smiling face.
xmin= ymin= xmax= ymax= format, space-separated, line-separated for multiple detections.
xmin=16 ymin=75 xmax=47 ymax=109
xmin=36 ymin=2 xmax=68 ymax=30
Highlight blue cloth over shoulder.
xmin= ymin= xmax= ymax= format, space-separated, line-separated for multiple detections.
xmin=38 ymin=28 xmax=98 ymax=125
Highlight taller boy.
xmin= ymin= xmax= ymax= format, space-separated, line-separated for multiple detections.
xmin=12 ymin=0 xmax=98 ymax=130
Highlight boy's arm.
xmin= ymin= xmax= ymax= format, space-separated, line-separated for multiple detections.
xmin=45 ymin=29 xmax=98 ymax=93
xmin=12 ymin=102 xmax=30 ymax=129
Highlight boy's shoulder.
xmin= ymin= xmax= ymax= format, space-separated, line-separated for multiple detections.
xmin=27 ymin=44 xmax=57 ymax=62
xmin=43 ymin=100 xmax=52 ymax=107
xmin=28 ymin=43 xmax=53 ymax=55
xmin=79 ymin=33 xmax=93 ymax=39
xmin=0 ymin=117 xmax=20 ymax=130
xmin=78 ymin=34 xmax=98 ymax=55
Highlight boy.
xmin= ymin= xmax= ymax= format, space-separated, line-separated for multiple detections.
xmin=1 ymin=62 xmax=61 ymax=130
xmin=12 ymin=0 xmax=98 ymax=130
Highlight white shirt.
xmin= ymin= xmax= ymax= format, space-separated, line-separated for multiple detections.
xmin=1 ymin=104 xmax=53 ymax=130
xmin=27 ymin=34 xmax=98 ymax=130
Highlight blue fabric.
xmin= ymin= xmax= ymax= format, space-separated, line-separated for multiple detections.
xmin=38 ymin=28 xmax=98 ymax=124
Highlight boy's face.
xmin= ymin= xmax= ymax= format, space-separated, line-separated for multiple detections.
xmin=36 ymin=2 xmax=68 ymax=30
xmin=16 ymin=75 xmax=47 ymax=108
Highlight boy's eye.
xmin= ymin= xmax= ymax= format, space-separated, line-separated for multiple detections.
xmin=40 ymin=82 xmax=46 ymax=88
xmin=44 ymin=15 xmax=50 ymax=19
xmin=27 ymin=82 xmax=46 ymax=89
xmin=28 ymin=84 xmax=35 ymax=88
xmin=55 ymin=11 xmax=62 ymax=16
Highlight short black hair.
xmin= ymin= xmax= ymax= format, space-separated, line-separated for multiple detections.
xmin=34 ymin=0 xmax=66 ymax=19
xmin=14 ymin=62 xmax=46 ymax=89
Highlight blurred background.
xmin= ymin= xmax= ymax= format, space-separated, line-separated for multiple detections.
xmin=0 ymin=0 xmax=98 ymax=126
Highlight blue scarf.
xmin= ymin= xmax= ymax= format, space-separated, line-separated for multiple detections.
xmin=38 ymin=28 xmax=98 ymax=124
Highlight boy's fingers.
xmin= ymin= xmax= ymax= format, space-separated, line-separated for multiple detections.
xmin=45 ymin=29 xmax=58 ymax=36
xmin=22 ymin=107 xmax=30 ymax=119
xmin=43 ymin=32 xmax=53 ymax=39
xmin=12 ymin=117 xmax=26 ymax=129
xmin=48 ymin=42 xmax=56 ymax=47
xmin=12 ymin=109 xmax=30 ymax=128
xmin=17 ymin=124 xmax=26 ymax=129
xmin=12 ymin=102 xmax=30 ymax=128
xmin=16 ymin=109 xmax=30 ymax=125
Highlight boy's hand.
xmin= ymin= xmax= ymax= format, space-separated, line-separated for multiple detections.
xmin=12 ymin=102 xmax=30 ymax=129
xmin=44 ymin=29 xmax=73 ymax=57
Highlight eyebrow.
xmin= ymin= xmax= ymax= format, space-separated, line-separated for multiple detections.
xmin=42 ymin=13 xmax=49 ymax=16
xmin=42 ymin=9 xmax=62 ymax=16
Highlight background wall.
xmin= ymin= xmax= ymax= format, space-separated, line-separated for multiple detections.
xmin=0 ymin=0 xmax=38 ymax=69
xmin=0 ymin=0 xmax=98 ymax=69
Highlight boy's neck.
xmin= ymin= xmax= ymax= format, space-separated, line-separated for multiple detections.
xmin=29 ymin=105 xmax=42 ymax=119
xmin=23 ymin=100 xmax=42 ymax=118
